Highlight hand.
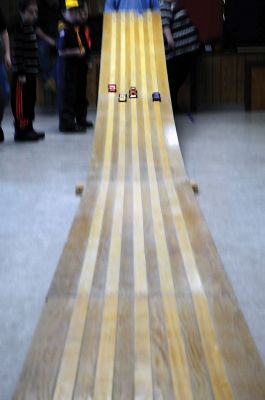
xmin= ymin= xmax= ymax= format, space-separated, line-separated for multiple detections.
xmin=166 ymin=34 xmax=175 ymax=49
xmin=4 ymin=54 xmax=11 ymax=69
xmin=18 ymin=75 xmax=26 ymax=84
xmin=164 ymin=27 xmax=175 ymax=50
xmin=47 ymin=37 xmax=56 ymax=47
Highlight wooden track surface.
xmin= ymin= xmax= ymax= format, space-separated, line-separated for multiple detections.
xmin=14 ymin=12 xmax=265 ymax=400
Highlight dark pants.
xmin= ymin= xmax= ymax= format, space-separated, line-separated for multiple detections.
xmin=75 ymin=58 xmax=88 ymax=125
xmin=57 ymin=56 xmax=88 ymax=129
xmin=11 ymin=74 xmax=36 ymax=131
xmin=167 ymin=52 xmax=198 ymax=111
xmin=0 ymin=94 xmax=4 ymax=126
xmin=0 ymin=62 xmax=10 ymax=127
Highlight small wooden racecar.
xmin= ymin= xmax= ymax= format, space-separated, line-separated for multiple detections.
xmin=118 ymin=93 xmax=127 ymax=102
xmin=152 ymin=92 xmax=161 ymax=102
xmin=129 ymin=86 xmax=138 ymax=98
xmin=108 ymin=84 xmax=117 ymax=93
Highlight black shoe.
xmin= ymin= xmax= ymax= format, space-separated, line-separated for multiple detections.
xmin=0 ymin=128 xmax=4 ymax=143
xmin=31 ymin=128 xmax=45 ymax=140
xmin=14 ymin=130 xmax=40 ymax=142
xmin=59 ymin=124 xmax=86 ymax=133
xmin=77 ymin=120 xmax=94 ymax=129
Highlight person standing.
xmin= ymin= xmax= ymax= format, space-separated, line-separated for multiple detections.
xmin=160 ymin=0 xmax=200 ymax=111
xmin=10 ymin=0 xmax=45 ymax=141
xmin=0 ymin=7 xmax=11 ymax=142
xmin=57 ymin=0 xmax=90 ymax=132
xmin=75 ymin=0 xmax=93 ymax=129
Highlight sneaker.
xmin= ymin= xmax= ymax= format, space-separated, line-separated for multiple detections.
xmin=14 ymin=130 xmax=40 ymax=142
xmin=59 ymin=124 xmax=86 ymax=133
xmin=0 ymin=127 xmax=4 ymax=143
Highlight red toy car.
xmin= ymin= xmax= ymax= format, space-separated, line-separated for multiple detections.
xmin=108 ymin=84 xmax=117 ymax=93
xmin=129 ymin=87 xmax=138 ymax=98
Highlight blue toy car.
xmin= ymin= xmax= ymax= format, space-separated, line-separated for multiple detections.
xmin=152 ymin=92 xmax=161 ymax=102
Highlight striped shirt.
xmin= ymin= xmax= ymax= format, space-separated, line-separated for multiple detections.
xmin=160 ymin=2 xmax=200 ymax=60
xmin=11 ymin=18 xmax=38 ymax=74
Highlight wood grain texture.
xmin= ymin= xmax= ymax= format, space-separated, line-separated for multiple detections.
xmin=251 ymin=66 xmax=265 ymax=110
xmin=14 ymin=11 xmax=265 ymax=400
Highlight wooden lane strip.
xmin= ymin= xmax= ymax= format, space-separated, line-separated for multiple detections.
xmin=52 ymin=13 xmax=117 ymax=400
xmin=128 ymin=12 xmax=154 ymax=400
xmin=138 ymin=14 xmax=194 ymax=400
xmin=112 ymin=13 xmax=134 ymax=398
xmin=148 ymin=12 xmax=234 ymax=400
xmin=92 ymin=12 xmax=126 ymax=399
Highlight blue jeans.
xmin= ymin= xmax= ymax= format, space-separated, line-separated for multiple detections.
xmin=38 ymin=40 xmax=56 ymax=83
xmin=0 ymin=62 xmax=10 ymax=125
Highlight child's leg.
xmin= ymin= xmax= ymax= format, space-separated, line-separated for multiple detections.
xmin=11 ymin=74 xmax=31 ymax=132
xmin=11 ymin=75 xmax=24 ymax=131
xmin=0 ymin=97 xmax=4 ymax=141
xmin=0 ymin=62 xmax=10 ymax=140
xmin=0 ymin=99 xmax=4 ymax=125
xmin=57 ymin=58 xmax=78 ymax=130
xmin=11 ymin=74 xmax=41 ymax=141
xmin=24 ymin=74 xmax=37 ymax=129
xmin=0 ymin=92 xmax=4 ymax=127
xmin=75 ymin=58 xmax=88 ymax=126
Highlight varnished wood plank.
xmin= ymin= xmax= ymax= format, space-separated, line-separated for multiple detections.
xmin=251 ymin=66 xmax=265 ymax=110
xmin=153 ymin=144 xmax=214 ymax=397
xmin=93 ymin=13 xmax=126 ymax=399
xmin=177 ymin=183 xmax=265 ymax=399
xmin=212 ymin=54 xmax=222 ymax=104
xmin=221 ymin=55 xmax=237 ymax=103
xmin=47 ymin=214 xmax=96 ymax=298
xmin=112 ymin=17 xmax=135 ymax=396
xmin=131 ymin=13 xmax=153 ymax=399
xmin=236 ymin=55 xmax=245 ymax=104
xmin=72 ymin=183 xmax=116 ymax=399
xmin=13 ymin=298 xmax=75 ymax=400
